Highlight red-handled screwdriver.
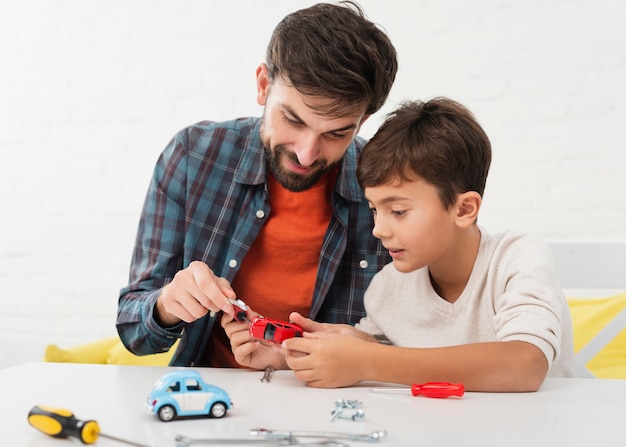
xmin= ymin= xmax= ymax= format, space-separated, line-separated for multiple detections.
xmin=228 ymin=298 xmax=251 ymax=322
xmin=370 ymin=382 xmax=464 ymax=398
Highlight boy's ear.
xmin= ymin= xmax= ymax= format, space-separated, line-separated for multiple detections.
xmin=455 ymin=191 xmax=481 ymax=227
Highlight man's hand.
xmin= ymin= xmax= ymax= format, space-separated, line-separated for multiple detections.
xmin=222 ymin=309 xmax=288 ymax=370
xmin=155 ymin=261 xmax=237 ymax=327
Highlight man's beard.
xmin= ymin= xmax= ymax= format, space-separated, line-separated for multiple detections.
xmin=264 ymin=144 xmax=337 ymax=192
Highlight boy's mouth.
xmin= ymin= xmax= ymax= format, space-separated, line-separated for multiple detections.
xmin=387 ymin=248 xmax=404 ymax=257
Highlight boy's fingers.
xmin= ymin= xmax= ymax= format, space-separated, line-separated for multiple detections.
xmin=289 ymin=312 xmax=325 ymax=332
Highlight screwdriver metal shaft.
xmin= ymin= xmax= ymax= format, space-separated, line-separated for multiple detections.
xmin=28 ymin=405 xmax=149 ymax=447
xmin=99 ymin=433 xmax=150 ymax=447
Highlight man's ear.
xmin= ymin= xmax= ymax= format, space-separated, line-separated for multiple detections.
xmin=357 ymin=114 xmax=371 ymax=130
xmin=455 ymin=191 xmax=481 ymax=227
xmin=256 ymin=63 xmax=271 ymax=106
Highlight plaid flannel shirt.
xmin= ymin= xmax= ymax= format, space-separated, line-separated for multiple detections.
xmin=116 ymin=117 xmax=390 ymax=366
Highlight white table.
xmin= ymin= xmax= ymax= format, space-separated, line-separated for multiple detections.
xmin=4 ymin=362 xmax=626 ymax=446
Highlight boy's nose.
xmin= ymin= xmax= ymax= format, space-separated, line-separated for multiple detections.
xmin=372 ymin=218 xmax=390 ymax=240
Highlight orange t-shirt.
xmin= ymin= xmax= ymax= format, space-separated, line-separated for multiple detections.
xmin=205 ymin=168 xmax=336 ymax=367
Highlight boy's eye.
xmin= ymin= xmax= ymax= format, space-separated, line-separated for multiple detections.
xmin=368 ymin=207 xmax=377 ymax=215
xmin=391 ymin=210 xmax=406 ymax=216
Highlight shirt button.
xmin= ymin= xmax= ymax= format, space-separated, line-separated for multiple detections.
xmin=359 ymin=259 xmax=368 ymax=269
xmin=229 ymin=259 xmax=238 ymax=268
xmin=256 ymin=210 xmax=265 ymax=219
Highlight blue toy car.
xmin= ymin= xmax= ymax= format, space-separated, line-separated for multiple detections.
xmin=145 ymin=370 xmax=232 ymax=421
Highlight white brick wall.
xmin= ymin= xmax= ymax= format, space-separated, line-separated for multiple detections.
xmin=1 ymin=0 xmax=625 ymax=369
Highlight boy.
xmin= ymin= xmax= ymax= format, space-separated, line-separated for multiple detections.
xmin=278 ymin=98 xmax=578 ymax=391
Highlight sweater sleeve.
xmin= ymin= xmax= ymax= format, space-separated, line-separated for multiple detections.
xmin=354 ymin=270 xmax=391 ymax=344
xmin=486 ymin=233 xmax=567 ymax=368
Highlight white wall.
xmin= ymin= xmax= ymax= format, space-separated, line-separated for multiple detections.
xmin=1 ymin=0 xmax=625 ymax=369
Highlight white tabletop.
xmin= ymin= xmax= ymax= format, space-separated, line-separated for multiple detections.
xmin=4 ymin=362 xmax=626 ymax=446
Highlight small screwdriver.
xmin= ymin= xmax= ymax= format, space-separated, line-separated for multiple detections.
xmin=28 ymin=405 xmax=148 ymax=446
xmin=370 ymin=381 xmax=465 ymax=398
xmin=228 ymin=298 xmax=251 ymax=322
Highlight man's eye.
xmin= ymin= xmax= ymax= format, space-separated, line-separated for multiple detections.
xmin=283 ymin=115 xmax=303 ymax=127
xmin=328 ymin=132 xmax=348 ymax=140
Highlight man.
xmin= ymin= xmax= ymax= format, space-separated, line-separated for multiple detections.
xmin=116 ymin=1 xmax=398 ymax=368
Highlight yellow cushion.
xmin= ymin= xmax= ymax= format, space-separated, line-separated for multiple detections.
xmin=106 ymin=339 xmax=178 ymax=366
xmin=44 ymin=336 xmax=119 ymax=364
xmin=568 ymin=292 xmax=626 ymax=379
xmin=44 ymin=337 xmax=177 ymax=366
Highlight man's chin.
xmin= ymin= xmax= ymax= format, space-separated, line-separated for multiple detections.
xmin=264 ymin=145 xmax=330 ymax=192
xmin=273 ymin=170 xmax=321 ymax=192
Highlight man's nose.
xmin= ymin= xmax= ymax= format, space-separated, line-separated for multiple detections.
xmin=293 ymin=133 xmax=320 ymax=167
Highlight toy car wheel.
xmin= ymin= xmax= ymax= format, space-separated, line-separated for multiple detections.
xmin=158 ymin=405 xmax=177 ymax=422
xmin=210 ymin=402 xmax=227 ymax=418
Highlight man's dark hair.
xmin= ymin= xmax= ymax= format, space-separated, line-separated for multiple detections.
xmin=266 ymin=1 xmax=398 ymax=117
xmin=357 ymin=98 xmax=492 ymax=209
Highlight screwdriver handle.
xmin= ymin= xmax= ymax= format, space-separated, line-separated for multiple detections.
xmin=234 ymin=307 xmax=248 ymax=322
xmin=228 ymin=298 xmax=250 ymax=322
xmin=28 ymin=405 xmax=100 ymax=444
xmin=411 ymin=382 xmax=465 ymax=398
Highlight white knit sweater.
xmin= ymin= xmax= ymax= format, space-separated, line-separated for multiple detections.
xmin=355 ymin=229 xmax=578 ymax=377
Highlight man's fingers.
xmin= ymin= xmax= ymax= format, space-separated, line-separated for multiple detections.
xmin=159 ymin=261 xmax=239 ymax=325
xmin=222 ymin=318 xmax=250 ymax=339
xmin=188 ymin=261 xmax=236 ymax=313
xmin=159 ymin=281 xmax=210 ymax=323
xmin=176 ymin=300 xmax=211 ymax=322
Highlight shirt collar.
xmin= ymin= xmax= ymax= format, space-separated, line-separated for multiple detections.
xmin=234 ymin=118 xmax=363 ymax=203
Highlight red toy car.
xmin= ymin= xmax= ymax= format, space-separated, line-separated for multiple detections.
xmin=249 ymin=316 xmax=303 ymax=343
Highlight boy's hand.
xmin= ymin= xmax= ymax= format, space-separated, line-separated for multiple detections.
xmin=281 ymin=332 xmax=371 ymax=388
xmin=289 ymin=312 xmax=380 ymax=343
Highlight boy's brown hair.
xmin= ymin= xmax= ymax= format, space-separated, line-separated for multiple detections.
xmin=266 ymin=1 xmax=398 ymax=117
xmin=357 ymin=97 xmax=492 ymax=209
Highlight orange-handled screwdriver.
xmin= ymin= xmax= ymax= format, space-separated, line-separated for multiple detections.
xmin=28 ymin=405 xmax=148 ymax=446
xmin=370 ymin=382 xmax=464 ymax=398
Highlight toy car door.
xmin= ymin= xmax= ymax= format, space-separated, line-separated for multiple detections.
xmin=182 ymin=378 xmax=211 ymax=412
